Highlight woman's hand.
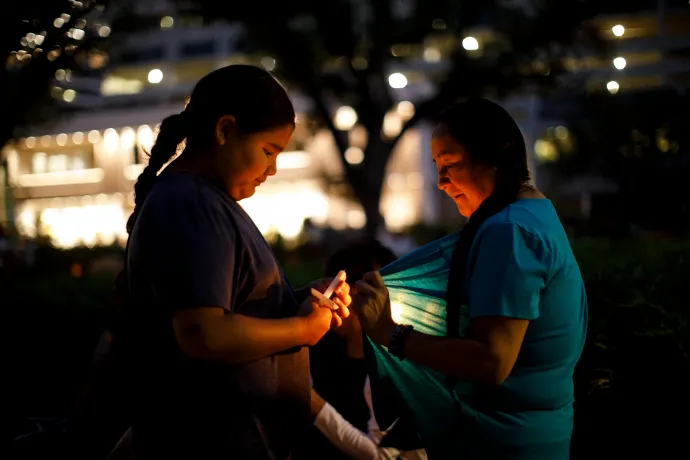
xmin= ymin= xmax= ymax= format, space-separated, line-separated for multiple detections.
xmin=351 ymin=271 xmax=397 ymax=346
xmin=309 ymin=277 xmax=352 ymax=327
xmin=298 ymin=296 xmax=336 ymax=347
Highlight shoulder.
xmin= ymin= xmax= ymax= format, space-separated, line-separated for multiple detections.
xmin=476 ymin=220 xmax=541 ymax=248
xmin=473 ymin=204 xmax=553 ymax=263
xmin=484 ymin=199 xmax=559 ymax=239
xmin=146 ymin=173 xmax=213 ymax=210
xmin=139 ymin=173 xmax=238 ymax=238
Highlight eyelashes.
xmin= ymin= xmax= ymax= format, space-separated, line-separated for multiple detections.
xmin=439 ymin=161 xmax=464 ymax=175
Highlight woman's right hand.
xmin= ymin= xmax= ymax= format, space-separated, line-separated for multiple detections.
xmin=352 ymin=271 xmax=397 ymax=346
xmin=299 ymin=296 xmax=335 ymax=346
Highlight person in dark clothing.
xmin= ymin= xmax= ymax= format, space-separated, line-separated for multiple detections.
xmin=115 ymin=64 xmax=352 ymax=460
xmin=306 ymin=240 xmax=397 ymax=460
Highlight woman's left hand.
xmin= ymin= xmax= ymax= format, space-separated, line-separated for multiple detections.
xmin=351 ymin=271 xmax=397 ymax=345
xmin=308 ymin=277 xmax=352 ymax=327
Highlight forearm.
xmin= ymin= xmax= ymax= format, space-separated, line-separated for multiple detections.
xmin=404 ymin=330 xmax=500 ymax=384
xmin=191 ymin=313 xmax=306 ymax=364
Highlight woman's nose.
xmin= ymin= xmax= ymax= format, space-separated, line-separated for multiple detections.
xmin=438 ymin=174 xmax=451 ymax=191
xmin=267 ymin=159 xmax=278 ymax=176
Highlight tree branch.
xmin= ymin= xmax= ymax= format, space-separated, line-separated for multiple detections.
xmin=392 ymin=91 xmax=450 ymax=146
xmin=1 ymin=0 xmax=100 ymax=148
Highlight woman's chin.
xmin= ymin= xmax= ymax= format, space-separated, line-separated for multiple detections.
xmin=456 ymin=207 xmax=471 ymax=219
xmin=454 ymin=200 xmax=472 ymax=218
xmin=232 ymin=185 xmax=257 ymax=201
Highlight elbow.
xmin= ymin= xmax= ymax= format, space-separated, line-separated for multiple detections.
xmin=175 ymin=326 xmax=216 ymax=360
xmin=176 ymin=326 xmax=248 ymax=364
xmin=480 ymin=354 xmax=511 ymax=386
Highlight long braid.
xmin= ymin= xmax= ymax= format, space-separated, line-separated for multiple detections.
xmin=115 ymin=112 xmax=187 ymax=319
xmin=445 ymin=180 xmax=523 ymax=339
xmin=125 ymin=112 xmax=188 ymax=234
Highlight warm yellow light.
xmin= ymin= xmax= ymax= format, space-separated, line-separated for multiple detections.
xmin=17 ymin=169 xmax=105 ymax=187
xmin=137 ymin=125 xmax=154 ymax=151
xmin=124 ymin=164 xmax=145 ymax=181
xmin=276 ymin=151 xmax=311 ymax=170
xmin=239 ymin=184 xmax=329 ymax=241
xmin=148 ymin=69 xmax=163 ymax=84
xmin=397 ymin=101 xmax=415 ymax=118
xmin=613 ymin=57 xmax=626 ymax=70
xmin=462 ymin=37 xmax=479 ymax=51
xmin=160 ymin=16 xmax=174 ymax=28
xmin=120 ymin=127 xmax=136 ymax=149
xmin=334 ymin=106 xmax=358 ymax=130
xmin=390 ymin=301 xmax=403 ymax=323
xmin=388 ymin=73 xmax=408 ymax=89
xmin=607 ymin=80 xmax=620 ymax=94
xmin=104 ymin=128 xmax=120 ymax=153
xmin=344 ymin=147 xmax=364 ymax=165
xmin=382 ymin=111 xmax=403 ymax=138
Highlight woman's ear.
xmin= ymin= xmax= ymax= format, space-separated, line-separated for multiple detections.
xmin=215 ymin=115 xmax=237 ymax=146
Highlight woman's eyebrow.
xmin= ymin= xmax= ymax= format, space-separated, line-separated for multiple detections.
xmin=432 ymin=150 xmax=455 ymax=163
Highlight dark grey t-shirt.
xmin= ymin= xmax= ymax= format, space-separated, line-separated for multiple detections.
xmin=125 ymin=172 xmax=310 ymax=459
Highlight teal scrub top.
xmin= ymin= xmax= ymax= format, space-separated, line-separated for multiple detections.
xmin=452 ymin=198 xmax=588 ymax=457
xmin=367 ymin=198 xmax=587 ymax=459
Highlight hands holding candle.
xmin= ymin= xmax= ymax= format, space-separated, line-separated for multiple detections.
xmin=298 ymin=272 xmax=353 ymax=346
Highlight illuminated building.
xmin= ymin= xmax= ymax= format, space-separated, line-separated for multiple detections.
xmin=0 ymin=2 xmax=437 ymax=247
xmin=1 ymin=102 xmax=432 ymax=248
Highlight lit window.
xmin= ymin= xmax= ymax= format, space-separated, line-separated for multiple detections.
xmin=48 ymin=154 xmax=68 ymax=172
xmin=32 ymin=152 xmax=47 ymax=174
xmin=101 ymin=76 xmax=144 ymax=96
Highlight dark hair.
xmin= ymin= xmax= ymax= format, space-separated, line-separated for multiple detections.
xmin=441 ymin=99 xmax=530 ymax=345
xmin=325 ymin=239 xmax=397 ymax=283
xmin=125 ymin=64 xmax=295 ymax=233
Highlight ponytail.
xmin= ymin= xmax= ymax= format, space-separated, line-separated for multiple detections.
xmin=126 ymin=112 xmax=188 ymax=234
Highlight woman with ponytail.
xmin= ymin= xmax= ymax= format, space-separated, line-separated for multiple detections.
xmin=118 ymin=65 xmax=351 ymax=460
xmin=351 ymin=99 xmax=588 ymax=459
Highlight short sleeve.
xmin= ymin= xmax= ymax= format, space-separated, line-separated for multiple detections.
xmin=146 ymin=196 xmax=238 ymax=312
xmin=466 ymin=222 xmax=548 ymax=320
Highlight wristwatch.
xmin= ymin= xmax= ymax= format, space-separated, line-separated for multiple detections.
xmin=387 ymin=324 xmax=414 ymax=361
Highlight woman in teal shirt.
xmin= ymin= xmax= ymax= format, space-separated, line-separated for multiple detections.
xmin=351 ymin=99 xmax=588 ymax=459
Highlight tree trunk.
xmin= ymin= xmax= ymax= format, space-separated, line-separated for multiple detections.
xmin=361 ymin=180 xmax=384 ymax=237
xmin=346 ymin=139 xmax=391 ymax=238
